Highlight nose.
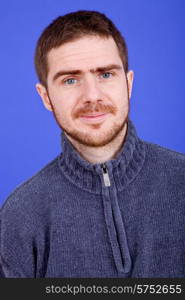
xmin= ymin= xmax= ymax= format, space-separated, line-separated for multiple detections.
xmin=81 ymin=74 xmax=102 ymax=104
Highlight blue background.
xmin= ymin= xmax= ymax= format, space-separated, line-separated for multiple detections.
xmin=0 ymin=0 xmax=185 ymax=205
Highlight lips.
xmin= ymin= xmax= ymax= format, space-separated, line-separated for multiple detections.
xmin=79 ymin=112 xmax=109 ymax=124
xmin=81 ymin=113 xmax=106 ymax=118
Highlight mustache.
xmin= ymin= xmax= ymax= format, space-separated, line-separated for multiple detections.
xmin=74 ymin=102 xmax=117 ymax=118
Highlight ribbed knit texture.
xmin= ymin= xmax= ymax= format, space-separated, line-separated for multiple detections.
xmin=1 ymin=119 xmax=185 ymax=278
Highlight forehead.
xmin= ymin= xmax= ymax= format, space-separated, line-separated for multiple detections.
xmin=47 ymin=36 xmax=122 ymax=75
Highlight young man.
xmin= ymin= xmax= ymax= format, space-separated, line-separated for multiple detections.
xmin=1 ymin=10 xmax=185 ymax=278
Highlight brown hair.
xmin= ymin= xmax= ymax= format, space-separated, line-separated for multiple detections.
xmin=34 ymin=10 xmax=129 ymax=87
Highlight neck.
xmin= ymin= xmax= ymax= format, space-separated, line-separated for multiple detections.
xmin=65 ymin=123 xmax=128 ymax=164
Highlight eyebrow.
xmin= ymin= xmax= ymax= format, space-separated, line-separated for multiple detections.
xmin=52 ymin=64 xmax=123 ymax=82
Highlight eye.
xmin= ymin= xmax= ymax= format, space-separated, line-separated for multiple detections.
xmin=101 ymin=72 xmax=113 ymax=79
xmin=64 ymin=78 xmax=77 ymax=85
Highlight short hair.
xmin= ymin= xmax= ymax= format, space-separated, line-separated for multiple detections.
xmin=34 ymin=10 xmax=129 ymax=87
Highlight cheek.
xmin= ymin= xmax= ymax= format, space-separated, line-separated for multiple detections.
xmin=115 ymin=89 xmax=129 ymax=114
xmin=49 ymin=90 xmax=73 ymax=112
xmin=111 ymin=88 xmax=128 ymax=107
xmin=110 ymin=80 xmax=128 ymax=97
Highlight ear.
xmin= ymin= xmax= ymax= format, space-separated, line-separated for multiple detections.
xmin=126 ymin=70 xmax=134 ymax=99
xmin=36 ymin=83 xmax=53 ymax=111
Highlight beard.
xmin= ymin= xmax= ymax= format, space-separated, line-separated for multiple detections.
xmin=47 ymin=86 xmax=130 ymax=148
xmin=50 ymin=101 xmax=130 ymax=147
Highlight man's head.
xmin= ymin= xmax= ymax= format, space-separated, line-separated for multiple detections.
xmin=35 ymin=10 xmax=129 ymax=87
xmin=35 ymin=10 xmax=134 ymax=147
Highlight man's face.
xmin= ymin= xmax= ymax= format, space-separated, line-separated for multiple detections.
xmin=36 ymin=36 xmax=134 ymax=147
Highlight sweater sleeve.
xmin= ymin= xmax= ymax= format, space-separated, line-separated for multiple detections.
xmin=0 ymin=265 xmax=5 ymax=278
xmin=0 ymin=220 xmax=5 ymax=277
xmin=0 ymin=199 xmax=36 ymax=278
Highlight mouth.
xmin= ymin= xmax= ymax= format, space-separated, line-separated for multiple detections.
xmin=80 ymin=113 xmax=109 ymax=123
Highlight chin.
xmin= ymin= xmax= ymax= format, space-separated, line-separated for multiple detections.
xmin=67 ymin=125 xmax=124 ymax=147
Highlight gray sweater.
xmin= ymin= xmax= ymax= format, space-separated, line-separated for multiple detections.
xmin=1 ymin=120 xmax=185 ymax=277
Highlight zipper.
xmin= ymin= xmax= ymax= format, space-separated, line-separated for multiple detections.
xmin=101 ymin=163 xmax=111 ymax=187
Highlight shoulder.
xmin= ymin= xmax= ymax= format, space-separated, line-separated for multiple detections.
xmin=141 ymin=139 xmax=185 ymax=181
xmin=143 ymin=140 xmax=185 ymax=164
xmin=1 ymin=156 xmax=61 ymax=219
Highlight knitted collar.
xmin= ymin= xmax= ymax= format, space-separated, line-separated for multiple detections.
xmin=58 ymin=119 xmax=145 ymax=194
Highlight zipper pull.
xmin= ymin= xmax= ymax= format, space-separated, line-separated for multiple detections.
xmin=101 ymin=163 xmax=111 ymax=187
